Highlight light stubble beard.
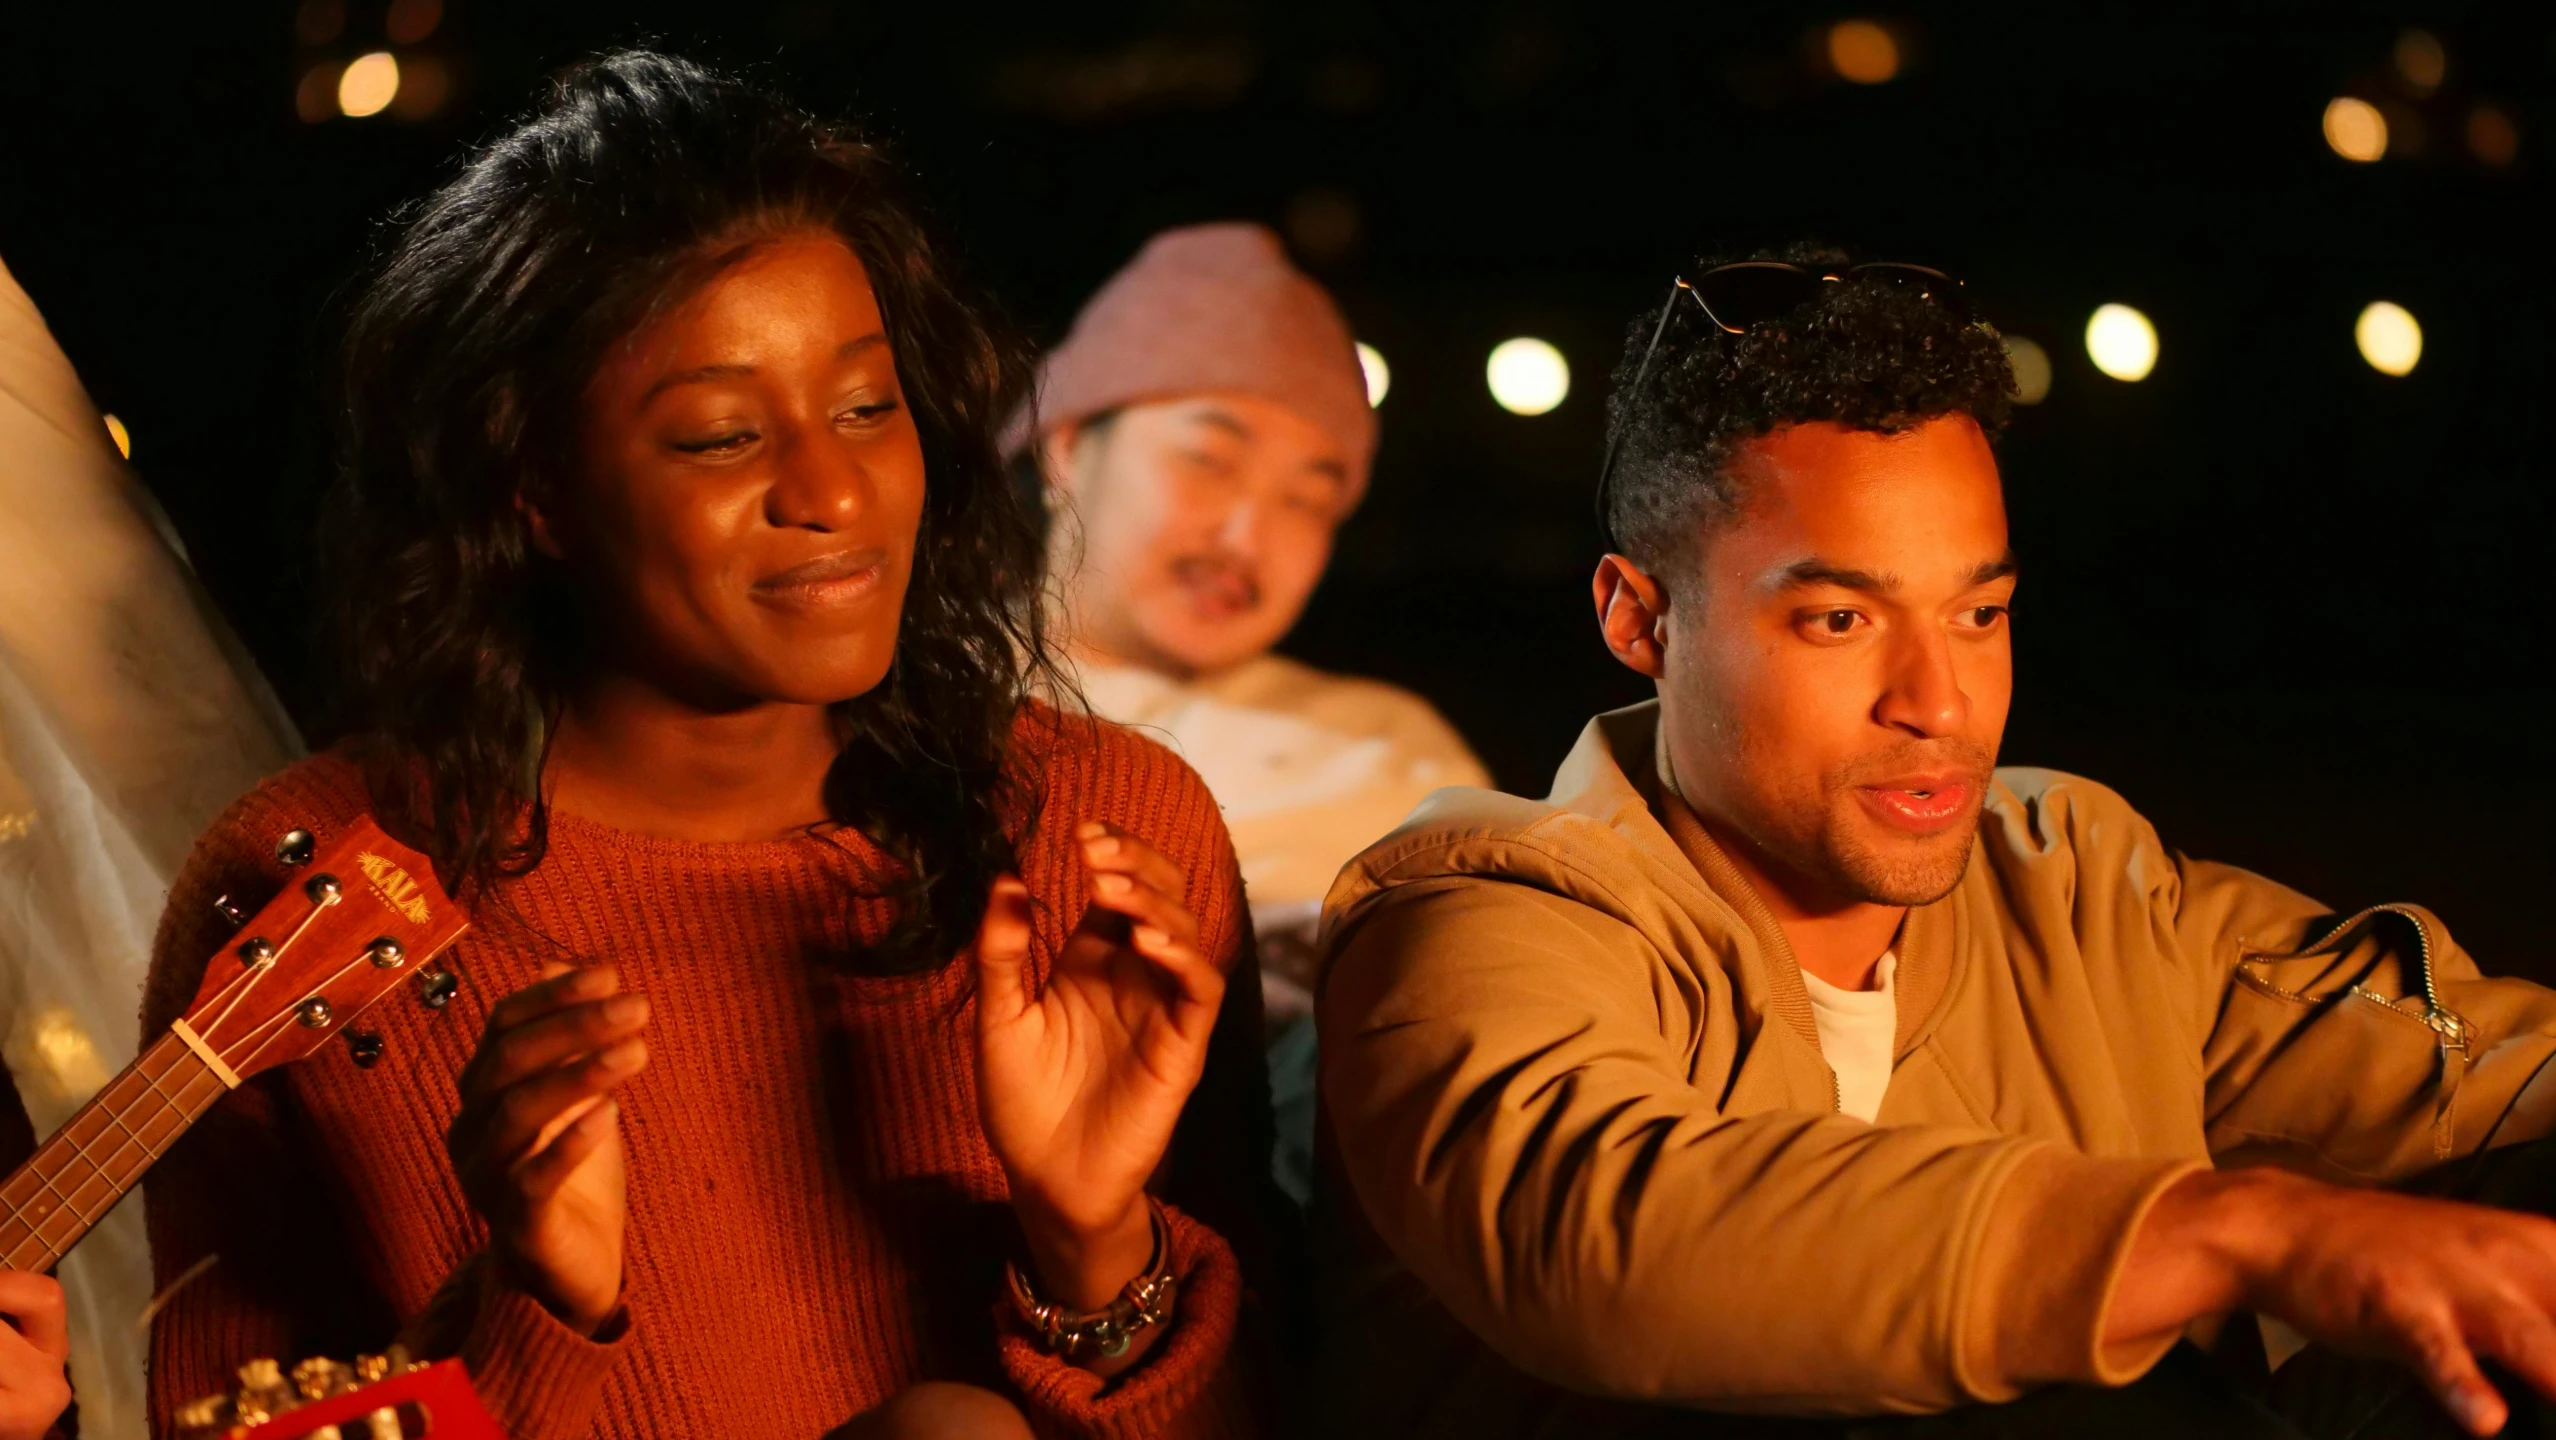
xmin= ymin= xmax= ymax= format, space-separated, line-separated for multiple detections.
xmin=1720 ymin=739 xmax=2000 ymax=910
xmin=1817 ymin=740 xmax=1999 ymax=906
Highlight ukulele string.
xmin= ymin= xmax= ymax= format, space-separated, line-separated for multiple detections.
xmin=181 ymin=953 xmax=271 ymax=1044
xmin=218 ymin=946 xmax=392 ymax=1076
xmin=193 ymin=888 xmax=338 ymax=1040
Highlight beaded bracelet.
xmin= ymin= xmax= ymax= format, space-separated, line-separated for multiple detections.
xmin=1004 ymin=1198 xmax=1179 ymax=1358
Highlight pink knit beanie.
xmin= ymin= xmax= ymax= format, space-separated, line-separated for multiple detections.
xmin=1017 ymin=223 xmax=1377 ymax=486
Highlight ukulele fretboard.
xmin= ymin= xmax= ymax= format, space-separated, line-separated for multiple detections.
xmin=1 ymin=1030 xmax=228 ymax=1271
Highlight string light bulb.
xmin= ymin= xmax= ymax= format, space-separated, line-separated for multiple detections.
xmin=2355 ymin=301 xmax=2422 ymax=376
xmin=2002 ymin=337 xmax=2052 ymax=404
xmin=2084 ymin=305 xmax=2158 ymax=382
xmin=1486 ymin=338 xmax=1569 ymax=415
xmin=1826 ymin=21 xmax=1900 ymax=84
xmin=2323 ymin=97 xmax=2388 ymax=162
xmin=338 ymin=52 xmax=400 ymax=119
xmin=1357 ymin=342 xmax=1390 ymax=407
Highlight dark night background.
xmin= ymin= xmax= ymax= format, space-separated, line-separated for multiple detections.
xmin=1 ymin=3 xmax=2548 ymax=967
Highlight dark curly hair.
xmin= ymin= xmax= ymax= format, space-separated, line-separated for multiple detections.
xmin=1602 ymin=243 xmax=2017 ymax=574
xmin=319 ymin=50 xmax=1063 ymax=971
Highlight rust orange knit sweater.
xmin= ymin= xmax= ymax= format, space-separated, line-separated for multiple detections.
xmin=140 ymin=711 xmax=1276 ymax=1439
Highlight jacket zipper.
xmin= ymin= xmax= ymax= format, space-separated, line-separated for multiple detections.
xmin=2248 ymin=903 xmax=2471 ymax=1063
xmin=2388 ymin=903 xmax=2474 ymax=1063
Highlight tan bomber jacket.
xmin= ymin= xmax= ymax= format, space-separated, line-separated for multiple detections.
xmin=1314 ymin=702 xmax=2556 ymax=1438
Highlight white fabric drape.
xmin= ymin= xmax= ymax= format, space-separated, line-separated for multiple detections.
xmin=0 ymin=252 xmax=300 ymax=1440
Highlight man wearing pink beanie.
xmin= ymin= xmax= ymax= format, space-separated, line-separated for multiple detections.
xmin=1020 ymin=223 xmax=1488 ymax=1197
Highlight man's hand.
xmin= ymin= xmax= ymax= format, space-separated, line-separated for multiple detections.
xmin=0 ymin=1271 xmax=70 ymax=1440
xmin=973 ymin=821 xmax=1224 ymax=1322
xmin=2113 ymin=1167 xmax=2556 ymax=1436
xmin=446 ymin=963 xmax=648 ymax=1336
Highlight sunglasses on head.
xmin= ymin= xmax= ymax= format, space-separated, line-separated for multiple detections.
xmin=1593 ymin=261 xmax=1967 ymax=551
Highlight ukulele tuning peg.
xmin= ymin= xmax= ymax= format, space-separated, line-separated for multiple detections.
xmin=212 ymin=893 xmax=247 ymax=928
xmin=234 ymin=1355 xmax=288 ymax=1424
xmin=292 ymin=1355 xmax=354 ymax=1400
xmin=276 ymin=828 xmax=317 ymax=867
xmin=345 ymin=1030 xmax=386 ymax=1068
xmin=416 ymin=968 xmax=460 ymax=1009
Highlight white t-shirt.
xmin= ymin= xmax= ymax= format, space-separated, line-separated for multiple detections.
xmin=1074 ymin=654 xmax=1490 ymax=1027
xmin=1798 ymin=951 xmax=1899 ymax=1122
xmin=1075 ymin=654 xmax=1490 ymax=911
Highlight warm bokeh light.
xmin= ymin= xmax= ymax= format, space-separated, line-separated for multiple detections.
xmin=386 ymin=0 xmax=444 ymax=44
xmin=1826 ymin=20 xmax=1900 ymax=84
xmin=2002 ymin=336 xmax=2052 ymax=404
xmin=2393 ymin=29 xmax=2445 ymax=96
xmin=1486 ymin=337 xmax=1569 ymax=416
xmin=102 ymin=413 xmax=131 ymax=459
xmin=338 ymin=51 xmax=400 ymax=119
xmin=2468 ymin=106 xmax=2519 ymax=167
xmin=31 ymin=1007 xmax=109 ymax=1100
xmin=390 ymin=53 xmax=453 ymax=119
xmin=2084 ymin=305 xmax=2157 ymax=382
xmin=1356 ymin=342 xmax=1390 ymax=407
xmin=295 ymin=62 xmax=343 ymax=124
xmin=2323 ymin=97 xmax=2387 ymax=162
xmin=2355 ymin=301 xmax=2422 ymax=376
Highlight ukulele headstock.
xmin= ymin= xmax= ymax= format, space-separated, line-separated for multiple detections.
xmin=180 ymin=818 xmax=468 ymax=1083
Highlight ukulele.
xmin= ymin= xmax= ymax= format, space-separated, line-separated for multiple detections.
xmin=173 ymin=1352 xmax=503 ymax=1440
xmin=0 ymin=817 xmax=467 ymax=1275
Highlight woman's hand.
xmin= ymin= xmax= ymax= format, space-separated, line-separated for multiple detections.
xmin=446 ymin=963 xmax=648 ymax=1336
xmin=0 ymin=1271 xmax=70 ymax=1440
xmin=973 ymin=821 xmax=1226 ymax=1315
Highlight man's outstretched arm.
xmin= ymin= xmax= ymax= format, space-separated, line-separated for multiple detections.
xmin=2112 ymin=1166 xmax=2556 ymax=1436
xmin=1319 ymin=876 xmax=2199 ymax=1414
xmin=2130 ymin=852 xmax=2556 ymax=1437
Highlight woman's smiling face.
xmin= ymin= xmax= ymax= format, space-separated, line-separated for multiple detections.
xmin=537 ymin=230 xmax=928 ymax=709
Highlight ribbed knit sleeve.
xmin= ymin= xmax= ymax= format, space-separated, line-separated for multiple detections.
xmin=988 ymin=714 xmax=1280 ymax=1438
xmin=995 ymin=1202 xmax=1253 ymax=1438
xmin=457 ymin=1263 xmax=633 ymax=1440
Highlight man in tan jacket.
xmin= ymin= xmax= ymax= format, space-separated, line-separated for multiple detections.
xmin=1316 ymin=250 xmax=2556 ymax=1439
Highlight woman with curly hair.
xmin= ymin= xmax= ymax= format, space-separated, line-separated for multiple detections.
xmin=140 ymin=51 xmax=1275 ymax=1440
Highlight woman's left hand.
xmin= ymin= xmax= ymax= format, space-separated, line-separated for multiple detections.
xmin=973 ymin=820 xmax=1225 ymax=1314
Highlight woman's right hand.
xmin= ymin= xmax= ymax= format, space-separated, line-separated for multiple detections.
xmin=0 ymin=1270 xmax=70 ymax=1440
xmin=446 ymin=963 xmax=648 ymax=1336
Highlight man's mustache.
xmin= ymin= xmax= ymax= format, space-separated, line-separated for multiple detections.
xmin=1168 ymin=554 xmax=1261 ymax=608
xmin=1835 ymin=739 xmax=1998 ymax=791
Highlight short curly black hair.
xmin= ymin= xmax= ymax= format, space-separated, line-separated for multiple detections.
xmin=1602 ymin=243 xmax=2016 ymax=574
